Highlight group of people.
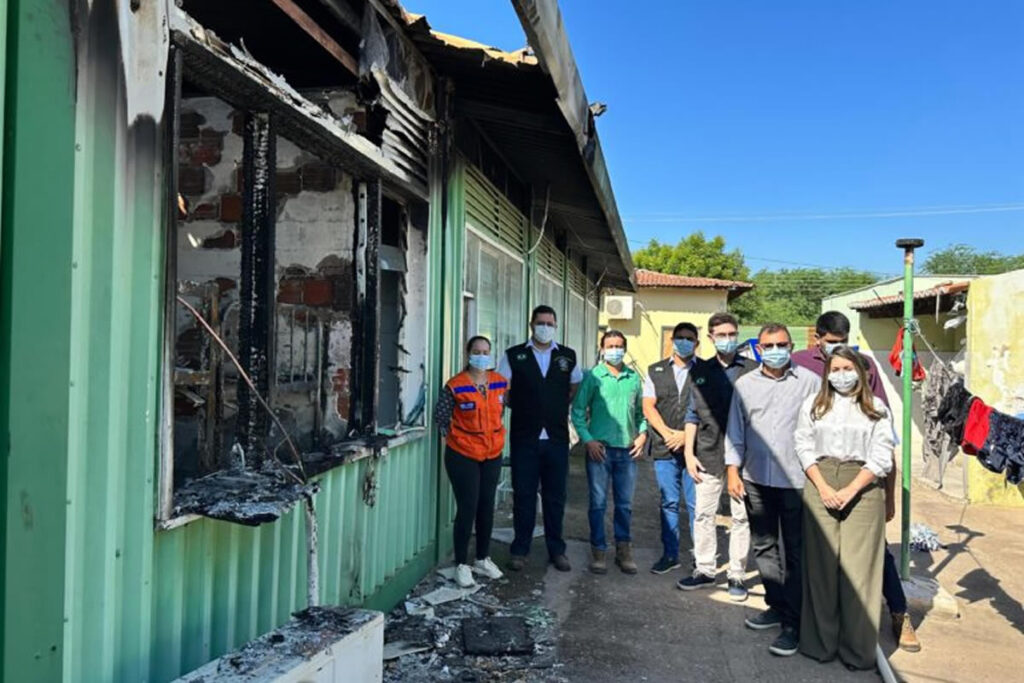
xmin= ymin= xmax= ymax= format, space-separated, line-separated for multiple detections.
xmin=434 ymin=305 xmax=921 ymax=670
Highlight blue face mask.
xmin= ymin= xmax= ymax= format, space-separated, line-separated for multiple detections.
xmin=714 ymin=338 xmax=739 ymax=355
xmin=468 ymin=354 xmax=491 ymax=370
xmin=603 ymin=348 xmax=626 ymax=365
xmin=761 ymin=347 xmax=791 ymax=369
xmin=673 ymin=339 xmax=696 ymax=358
xmin=822 ymin=341 xmax=843 ymax=356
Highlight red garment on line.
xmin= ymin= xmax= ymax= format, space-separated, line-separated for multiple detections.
xmin=961 ymin=398 xmax=994 ymax=456
xmin=888 ymin=327 xmax=926 ymax=381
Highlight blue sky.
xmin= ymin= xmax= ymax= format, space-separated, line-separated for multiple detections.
xmin=405 ymin=0 xmax=1024 ymax=276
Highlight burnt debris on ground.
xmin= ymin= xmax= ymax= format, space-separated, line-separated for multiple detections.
xmin=383 ymin=566 xmax=565 ymax=682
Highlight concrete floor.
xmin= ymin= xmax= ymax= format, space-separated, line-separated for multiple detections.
xmin=490 ymin=453 xmax=1024 ymax=682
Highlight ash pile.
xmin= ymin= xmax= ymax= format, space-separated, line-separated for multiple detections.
xmin=383 ymin=565 xmax=565 ymax=682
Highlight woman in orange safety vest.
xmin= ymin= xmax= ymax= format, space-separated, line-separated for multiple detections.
xmin=434 ymin=335 xmax=508 ymax=588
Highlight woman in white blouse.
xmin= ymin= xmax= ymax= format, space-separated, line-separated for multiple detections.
xmin=795 ymin=345 xmax=895 ymax=670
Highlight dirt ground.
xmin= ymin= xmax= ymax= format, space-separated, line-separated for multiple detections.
xmin=388 ymin=452 xmax=1024 ymax=682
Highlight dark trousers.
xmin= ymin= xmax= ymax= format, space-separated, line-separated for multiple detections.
xmin=745 ymin=481 xmax=804 ymax=630
xmin=445 ymin=447 xmax=503 ymax=565
xmin=510 ymin=438 xmax=569 ymax=558
xmin=883 ymin=546 xmax=907 ymax=614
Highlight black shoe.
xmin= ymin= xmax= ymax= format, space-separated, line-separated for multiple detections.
xmin=744 ymin=607 xmax=783 ymax=630
xmin=507 ymin=555 xmax=526 ymax=572
xmin=769 ymin=627 xmax=799 ymax=657
xmin=727 ymin=579 xmax=749 ymax=602
xmin=551 ymin=554 xmax=571 ymax=572
xmin=676 ymin=573 xmax=716 ymax=591
xmin=650 ymin=556 xmax=682 ymax=575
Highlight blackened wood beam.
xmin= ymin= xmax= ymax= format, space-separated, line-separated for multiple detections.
xmin=317 ymin=0 xmax=362 ymax=35
xmin=352 ymin=179 xmax=381 ymax=433
xmin=238 ymin=112 xmax=277 ymax=462
xmin=270 ymin=0 xmax=359 ymax=76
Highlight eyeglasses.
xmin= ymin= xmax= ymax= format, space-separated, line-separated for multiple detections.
xmin=760 ymin=342 xmax=791 ymax=350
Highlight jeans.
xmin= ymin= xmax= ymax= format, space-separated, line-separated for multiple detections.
xmin=693 ymin=471 xmax=750 ymax=581
xmin=883 ymin=546 xmax=907 ymax=614
xmin=653 ymin=456 xmax=697 ymax=560
xmin=510 ymin=438 xmax=569 ymax=558
xmin=585 ymin=447 xmax=638 ymax=550
xmin=745 ymin=481 xmax=804 ymax=630
xmin=444 ymin=447 xmax=503 ymax=565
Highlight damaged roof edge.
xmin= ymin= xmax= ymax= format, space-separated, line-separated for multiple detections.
xmin=510 ymin=0 xmax=636 ymax=290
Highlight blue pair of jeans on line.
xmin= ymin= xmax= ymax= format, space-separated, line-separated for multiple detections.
xmin=653 ymin=456 xmax=697 ymax=560
xmin=585 ymin=446 xmax=638 ymax=551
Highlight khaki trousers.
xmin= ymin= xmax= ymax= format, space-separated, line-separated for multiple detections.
xmin=799 ymin=459 xmax=885 ymax=670
xmin=693 ymin=471 xmax=750 ymax=580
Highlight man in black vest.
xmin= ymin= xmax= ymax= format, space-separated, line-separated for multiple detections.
xmin=642 ymin=322 xmax=700 ymax=575
xmin=677 ymin=312 xmax=758 ymax=600
xmin=498 ymin=305 xmax=582 ymax=572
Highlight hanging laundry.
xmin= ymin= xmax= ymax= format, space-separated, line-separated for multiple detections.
xmin=888 ymin=327 xmax=926 ymax=381
xmin=978 ymin=411 xmax=1024 ymax=486
xmin=936 ymin=380 xmax=973 ymax=445
xmin=920 ymin=359 xmax=963 ymax=486
xmin=961 ymin=398 xmax=993 ymax=456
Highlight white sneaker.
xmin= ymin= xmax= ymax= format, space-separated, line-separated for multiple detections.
xmin=455 ymin=564 xmax=477 ymax=588
xmin=473 ymin=557 xmax=504 ymax=580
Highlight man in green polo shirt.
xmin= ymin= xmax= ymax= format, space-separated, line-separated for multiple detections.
xmin=571 ymin=330 xmax=648 ymax=575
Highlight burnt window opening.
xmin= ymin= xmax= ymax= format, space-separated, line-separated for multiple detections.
xmin=162 ymin=57 xmax=430 ymax=522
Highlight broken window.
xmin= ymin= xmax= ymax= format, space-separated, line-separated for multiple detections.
xmin=161 ymin=65 xmax=429 ymax=523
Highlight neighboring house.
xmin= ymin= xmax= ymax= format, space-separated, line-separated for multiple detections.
xmin=599 ymin=269 xmax=753 ymax=372
xmin=0 ymin=2 xmax=633 ymax=681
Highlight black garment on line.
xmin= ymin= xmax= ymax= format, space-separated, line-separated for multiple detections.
xmin=979 ymin=411 xmax=1024 ymax=485
xmin=445 ymin=447 xmax=503 ymax=565
xmin=936 ymin=380 xmax=973 ymax=444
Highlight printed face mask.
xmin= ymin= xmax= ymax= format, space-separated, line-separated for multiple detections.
xmin=829 ymin=369 xmax=859 ymax=393
xmin=673 ymin=338 xmax=696 ymax=358
xmin=468 ymin=354 xmax=492 ymax=370
xmin=603 ymin=348 xmax=626 ymax=365
xmin=714 ymin=338 xmax=739 ymax=354
xmin=533 ymin=323 xmax=556 ymax=345
xmin=761 ymin=347 xmax=791 ymax=369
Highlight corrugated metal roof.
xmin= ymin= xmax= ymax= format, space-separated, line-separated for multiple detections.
xmin=635 ymin=269 xmax=755 ymax=290
xmin=850 ymin=280 xmax=971 ymax=310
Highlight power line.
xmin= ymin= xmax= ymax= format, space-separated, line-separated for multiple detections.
xmin=623 ymin=201 xmax=1024 ymax=224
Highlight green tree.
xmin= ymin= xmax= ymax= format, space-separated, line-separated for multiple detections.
xmin=632 ymin=232 xmax=750 ymax=281
xmin=921 ymin=243 xmax=1024 ymax=275
xmin=731 ymin=267 xmax=878 ymax=326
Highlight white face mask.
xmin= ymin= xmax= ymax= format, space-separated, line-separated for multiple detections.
xmin=829 ymin=369 xmax=859 ymax=394
xmin=533 ymin=323 xmax=556 ymax=345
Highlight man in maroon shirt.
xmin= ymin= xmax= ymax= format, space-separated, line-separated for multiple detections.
xmin=791 ymin=311 xmax=921 ymax=653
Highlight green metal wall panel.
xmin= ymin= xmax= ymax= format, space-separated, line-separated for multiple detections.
xmin=1 ymin=1 xmax=78 ymax=680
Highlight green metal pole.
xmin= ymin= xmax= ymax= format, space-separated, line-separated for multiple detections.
xmin=896 ymin=238 xmax=923 ymax=580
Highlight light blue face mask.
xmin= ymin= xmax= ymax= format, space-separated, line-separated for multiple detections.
xmin=603 ymin=348 xmax=626 ymax=365
xmin=822 ymin=341 xmax=843 ymax=356
xmin=673 ymin=338 xmax=696 ymax=358
xmin=714 ymin=338 xmax=740 ymax=354
xmin=761 ymin=347 xmax=791 ymax=369
xmin=468 ymin=354 xmax=492 ymax=370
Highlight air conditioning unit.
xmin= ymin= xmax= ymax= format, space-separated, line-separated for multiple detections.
xmin=603 ymin=295 xmax=634 ymax=320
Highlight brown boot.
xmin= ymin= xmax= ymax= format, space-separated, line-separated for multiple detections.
xmin=892 ymin=613 xmax=921 ymax=653
xmin=589 ymin=547 xmax=607 ymax=574
xmin=615 ymin=542 xmax=638 ymax=575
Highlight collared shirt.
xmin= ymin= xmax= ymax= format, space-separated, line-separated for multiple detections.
xmin=571 ymin=362 xmax=648 ymax=448
xmin=642 ymin=356 xmax=693 ymax=399
xmin=498 ymin=339 xmax=583 ymax=439
xmin=684 ymin=354 xmax=754 ymax=424
xmin=794 ymin=393 xmax=895 ymax=478
xmin=723 ymin=364 xmax=821 ymax=489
